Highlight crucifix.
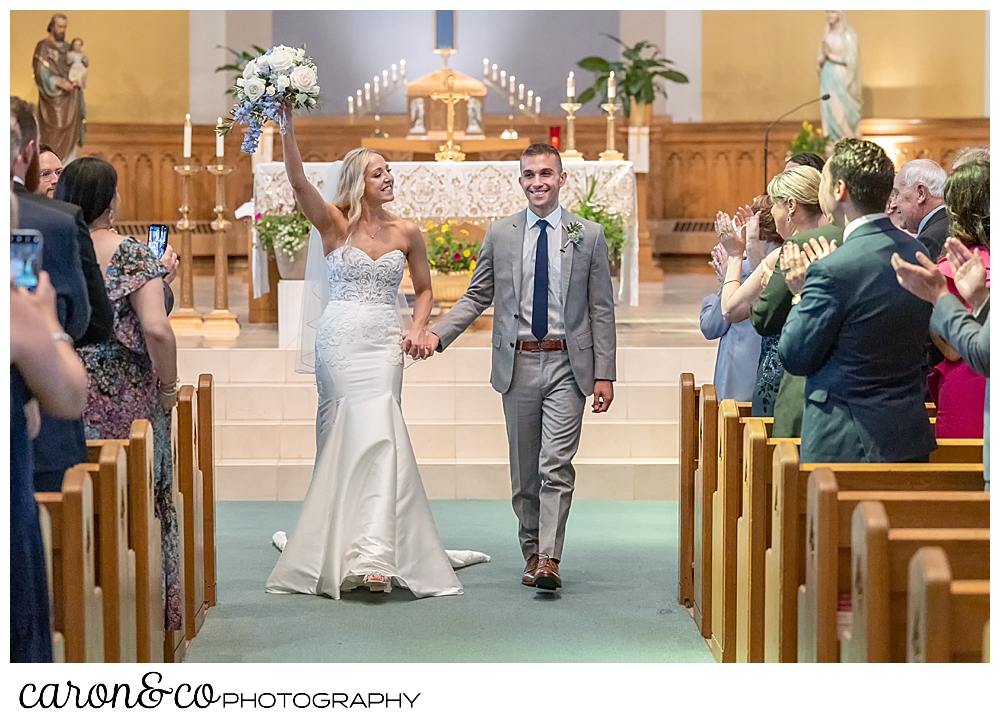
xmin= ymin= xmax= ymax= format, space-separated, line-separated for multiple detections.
xmin=431 ymin=73 xmax=470 ymax=162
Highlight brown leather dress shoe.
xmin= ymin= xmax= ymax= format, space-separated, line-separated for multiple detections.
xmin=533 ymin=554 xmax=561 ymax=590
xmin=521 ymin=553 xmax=539 ymax=587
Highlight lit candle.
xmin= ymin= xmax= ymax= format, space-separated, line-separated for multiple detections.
xmin=526 ymin=89 xmax=533 ymax=108
xmin=535 ymin=96 xmax=541 ymax=114
xmin=216 ymin=117 xmax=225 ymax=158
xmin=492 ymin=64 xmax=498 ymax=82
xmin=391 ymin=63 xmax=397 ymax=82
xmin=483 ymin=58 xmax=489 ymax=77
xmin=508 ymin=75 xmax=515 ymax=98
xmin=400 ymin=59 xmax=406 ymax=80
xmin=567 ymin=71 xmax=575 ymax=100
xmin=183 ymin=113 xmax=192 ymax=158
xmin=382 ymin=70 xmax=389 ymax=88
xmin=356 ymin=90 xmax=363 ymax=108
xmin=349 ymin=96 xmax=354 ymax=115
xmin=500 ymin=70 xmax=506 ymax=89
xmin=608 ymin=71 xmax=616 ymax=102
xmin=518 ymin=83 xmax=524 ymax=101
xmin=374 ymin=77 xmax=380 ymax=97
xmin=364 ymin=83 xmax=371 ymax=103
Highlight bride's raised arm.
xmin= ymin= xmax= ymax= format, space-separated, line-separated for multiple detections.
xmin=278 ymin=103 xmax=342 ymax=239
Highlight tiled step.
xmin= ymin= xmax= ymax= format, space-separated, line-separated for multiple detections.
xmin=214 ymin=419 xmax=679 ymax=461
xmin=214 ymin=458 xmax=679 ymax=502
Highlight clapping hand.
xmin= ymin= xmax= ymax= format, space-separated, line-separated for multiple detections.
xmin=780 ymin=236 xmax=837 ymax=295
xmin=944 ymin=237 xmax=989 ymax=310
xmin=709 ymin=243 xmax=728 ymax=280
xmin=890 ymin=250 xmax=949 ymax=304
xmin=715 ymin=211 xmax=746 ymax=258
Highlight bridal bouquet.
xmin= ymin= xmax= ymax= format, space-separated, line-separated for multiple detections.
xmin=218 ymin=44 xmax=320 ymax=154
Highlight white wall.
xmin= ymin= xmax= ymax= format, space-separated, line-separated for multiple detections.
xmin=663 ymin=11 xmax=702 ymax=123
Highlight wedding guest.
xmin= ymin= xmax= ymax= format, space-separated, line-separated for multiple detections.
xmin=951 ymin=146 xmax=989 ymax=171
xmin=700 ymin=242 xmax=762 ymax=402
xmin=748 ymin=165 xmax=843 ymax=437
xmin=785 ymin=153 xmax=825 ymax=173
xmin=892 ymin=158 xmax=948 ymax=260
xmin=57 ymin=157 xmax=183 ymax=634
xmin=778 ymin=138 xmax=935 ymax=463
xmin=714 ymin=196 xmax=784 ymax=414
xmin=892 ymin=237 xmax=990 ymax=489
xmin=925 ymin=160 xmax=989 ymax=438
xmin=37 ymin=144 xmax=62 ymax=198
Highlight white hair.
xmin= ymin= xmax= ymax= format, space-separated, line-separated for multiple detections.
xmin=900 ymin=158 xmax=946 ymax=198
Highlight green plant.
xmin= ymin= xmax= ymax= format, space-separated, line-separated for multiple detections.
xmin=424 ymin=221 xmax=482 ymax=275
xmin=787 ymin=120 xmax=828 ymax=157
xmin=215 ymin=45 xmax=268 ymax=96
xmin=576 ymin=35 xmax=688 ymax=118
xmin=254 ymin=206 xmax=312 ymax=258
xmin=572 ymin=178 xmax=626 ymax=268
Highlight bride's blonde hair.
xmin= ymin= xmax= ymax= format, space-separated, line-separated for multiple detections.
xmin=332 ymin=148 xmax=381 ymax=242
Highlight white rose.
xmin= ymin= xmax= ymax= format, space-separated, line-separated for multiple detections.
xmin=266 ymin=85 xmax=276 ymax=96
xmin=294 ymin=48 xmax=305 ymax=62
xmin=290 ymin=65 xmax=318 ymax=92
xmin=244 ymin=77 xmax=266 ymax=102
xmin=268 ymin=48 xmax=294 ymax=72
xmin=242 ymin=60 xmax=257 ymax=80
xmin=276 ymin=74 xmax=290 ymax=90
xmin=236 ymin=78 xmax=245 ymax=87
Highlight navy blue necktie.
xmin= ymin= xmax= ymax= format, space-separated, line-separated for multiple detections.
xmin=531 ymin=219 xmax=549 ymax=341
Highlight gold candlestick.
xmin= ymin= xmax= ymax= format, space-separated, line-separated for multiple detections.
xmin=170 ymin=163 xmax=203 ymax=333
xmin=599 ymin=101 xmax=624 ymax=162
xmin=430 ymin=73 xmax=471 ymax=162
xmin=559 ymin=100 xmax=584 ymax=161
xmin=202 ymin=162 xmax=240 ymax=339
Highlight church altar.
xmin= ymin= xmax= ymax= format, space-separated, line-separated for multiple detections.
xmin=252 ymin=160 xmax=641 ymax=307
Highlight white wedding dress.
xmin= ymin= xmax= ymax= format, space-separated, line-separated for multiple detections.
xmin=265 ymin=244 xmax=482 ymax=599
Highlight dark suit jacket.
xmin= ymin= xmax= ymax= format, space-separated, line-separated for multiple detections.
xmin=777 ymin=217 xmax=936 ymax=463
xmin=916 ymin=206 xmax=949 ymax=262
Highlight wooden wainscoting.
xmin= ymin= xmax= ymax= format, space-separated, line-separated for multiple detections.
xmin=81 ymin=115 xmax=988 ymax=231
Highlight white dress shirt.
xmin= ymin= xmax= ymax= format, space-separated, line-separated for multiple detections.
xmin=519 ymin=206 xmax=565 ymax=341
xmin=842 ymin=212 xmax=887 ymax=243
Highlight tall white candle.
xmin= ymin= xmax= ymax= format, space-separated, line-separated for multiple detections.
xmin=356 ymin=90 xmax=363 ymax=108
xmin=500 ymin=70 xmax=506 ymax=89
xmin=382 ymin=70 xmax=388 ymax=88
xmin=374 ymin=77 xmax=380 ymax=96
xmin=518 ymin=84 xmax=524 ymax=101
xmin=483 ymin=58 xmax=489 ymax=77
xmin=535 ymin=96 xmax=541 ymax=114
xmin=608 ymin=71 xmax=616 ymax=101
xmin=400 ymin=59 xmax=406 ymax=80
xmin=492 ymin=64 xmax=498 ymax=82
xmin=349 ymin=96 xmax=354 ymax=115
xmin=183 ymin=114 xmax=192 ymax=158
xmin=567 ymin=72 xmax=575 ymax=99
xmin=391 ymin=63 xmax=397 ymax=82
xmin=508 ymin=76 xmax=515 ymax=99
xmin=364 ymin=83 xmax=371 ymax=103
xmin=216 ymin=117 xmax=225 ymax=158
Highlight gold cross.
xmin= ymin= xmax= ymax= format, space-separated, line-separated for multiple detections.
xmin=430 ymin=73 xmax=471 ymax=162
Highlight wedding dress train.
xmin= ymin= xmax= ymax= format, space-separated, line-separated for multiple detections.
xmin=265 ymin=245 xmax=485 ymax=599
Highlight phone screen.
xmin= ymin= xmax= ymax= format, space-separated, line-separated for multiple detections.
xmin=11 ymin=230 xmax=44 ymax=290
xmin=148 ymin=224 xmax=169 ymax=258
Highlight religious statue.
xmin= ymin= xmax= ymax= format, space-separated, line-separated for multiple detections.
xmin=817 ymin=10 xmax=861 ymax=146
xmin=409 ymin=97 xmax=427 ymax=136
xmin=32 ymin=13 xmax=85 ymax=162
xmin=466 ymin=97 xmax=484 ymax=136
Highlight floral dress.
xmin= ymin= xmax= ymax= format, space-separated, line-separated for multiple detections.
xmin=77 ymin=237 xmax=181 ymax=631
xmin=753 ymin=334 xmax=784 ymax=417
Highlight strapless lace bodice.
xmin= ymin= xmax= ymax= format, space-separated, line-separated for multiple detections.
xmin=326 ymin=245 xmax=405 ymax=306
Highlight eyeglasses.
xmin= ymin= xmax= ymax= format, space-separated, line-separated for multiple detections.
xmin=40 ymin=168 xmax=63 ymax=180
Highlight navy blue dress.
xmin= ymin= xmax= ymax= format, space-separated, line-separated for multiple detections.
xmin=10 ymin=368 xmax=53 ymax=662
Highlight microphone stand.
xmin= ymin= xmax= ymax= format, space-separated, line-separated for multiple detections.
xmin=763 ymin=94 xmax=830 ymax=190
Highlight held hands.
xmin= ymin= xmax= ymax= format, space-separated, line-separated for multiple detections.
xmin=592 ymin=381 xmax=614 ymax=414
xmin=403 ymin=329 xmax=438 ymax=360
xmin=891 ymin=250 xmax=950 ymax=305
xmin=944 ymin=237 xmax=989 ymax=310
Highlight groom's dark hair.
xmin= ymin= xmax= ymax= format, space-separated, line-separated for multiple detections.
xmin=521 ymin=143 xmax=562 ymax=174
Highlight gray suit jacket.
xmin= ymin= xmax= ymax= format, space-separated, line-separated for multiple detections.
xmin=931 ymin=295 xmax=990 ymax=481
xmin=432 ymin=207 xmax=616 ymax=395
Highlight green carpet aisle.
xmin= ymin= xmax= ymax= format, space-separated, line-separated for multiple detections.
xmin=184 ymin=500 xmax=714 ymax=663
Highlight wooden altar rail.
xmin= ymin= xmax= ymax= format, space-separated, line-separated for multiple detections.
xmin=79 ymin=116 xmax=988 ymax=229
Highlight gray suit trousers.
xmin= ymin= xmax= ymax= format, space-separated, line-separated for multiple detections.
xmin=502 ymin=349 xmax=586 ymax=561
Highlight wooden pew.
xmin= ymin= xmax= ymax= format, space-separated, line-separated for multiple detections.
xmin=81 ymin=441 xmax=138 ymax=662
xmin=124 ymin=420 xmax=165 ymax=664
xmin=165 ymin=407 xmax=188 ymax=663
xmin=764 ymin=440 xmax=985 ymax=662
xmin=678 ymin=373 xmax=699 ymax=608
xmin=984 ymin=621 xmax=990 ymax=662
xmin=38 ymin=504 xmax=65 ymax=662
xmin=692 ymin=384 xmax=718 ymax=638
xmin=708 ymin=399 xmax=753 ymax=661
xmin=842 ymin=501 xmax=989 ymax=662
xmin=35 ymin=466 xmax=104 ymax=663
xmin=798 ymin=469 xmax=988 ymax=662
xmin=178 ymin=385 xmax=207 ymax=640
xmin=907 ymin=546 xmax=990 ymax=662
xmin=198 ymin=373 xmax=218 ymax=609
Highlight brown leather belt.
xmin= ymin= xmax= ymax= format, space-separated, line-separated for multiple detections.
xmin=515 ymin=339 xmax=568 ymax=352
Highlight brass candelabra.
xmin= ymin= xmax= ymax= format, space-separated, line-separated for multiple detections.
xmin=202 ymin=161 xmax=240 ymax=338
xmin=599 ymin=101 xmax=625 ymax=162
xmin=170 ymin=163 xmax=204 ymax=332
xmin=559 ymin=100 xmax=584 ymax=161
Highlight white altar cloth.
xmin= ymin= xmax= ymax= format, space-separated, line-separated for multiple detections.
xmin=252 ymin=160 xmax=639 ymax=306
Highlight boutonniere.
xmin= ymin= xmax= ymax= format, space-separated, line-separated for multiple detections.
xmin=561 ymin=221 xmax=584 ymax=252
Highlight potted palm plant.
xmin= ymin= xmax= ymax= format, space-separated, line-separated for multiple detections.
xmin=576 ymin=36 xmax=689 ymax=125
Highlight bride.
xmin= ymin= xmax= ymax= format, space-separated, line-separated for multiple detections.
xmin=265 ymin=104 xmax=483 ymax=598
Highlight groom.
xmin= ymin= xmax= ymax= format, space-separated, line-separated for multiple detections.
xmin=415 ymin=144 xmax=617 ymax=591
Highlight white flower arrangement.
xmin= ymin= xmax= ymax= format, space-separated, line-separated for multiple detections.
xmin=219 ymin=44 xmax=320 ymax=154
xmin=562 ymin=221 xmax=585 ymax=251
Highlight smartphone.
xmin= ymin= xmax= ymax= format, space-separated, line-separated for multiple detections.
xmin=10 ymin=229 xmax=44 ymax=291
xmin=147 ymin=224 xmax=169 ymax=258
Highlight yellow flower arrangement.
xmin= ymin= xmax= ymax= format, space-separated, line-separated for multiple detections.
xmin=423 ymin=220 xmax=482 ymax=274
